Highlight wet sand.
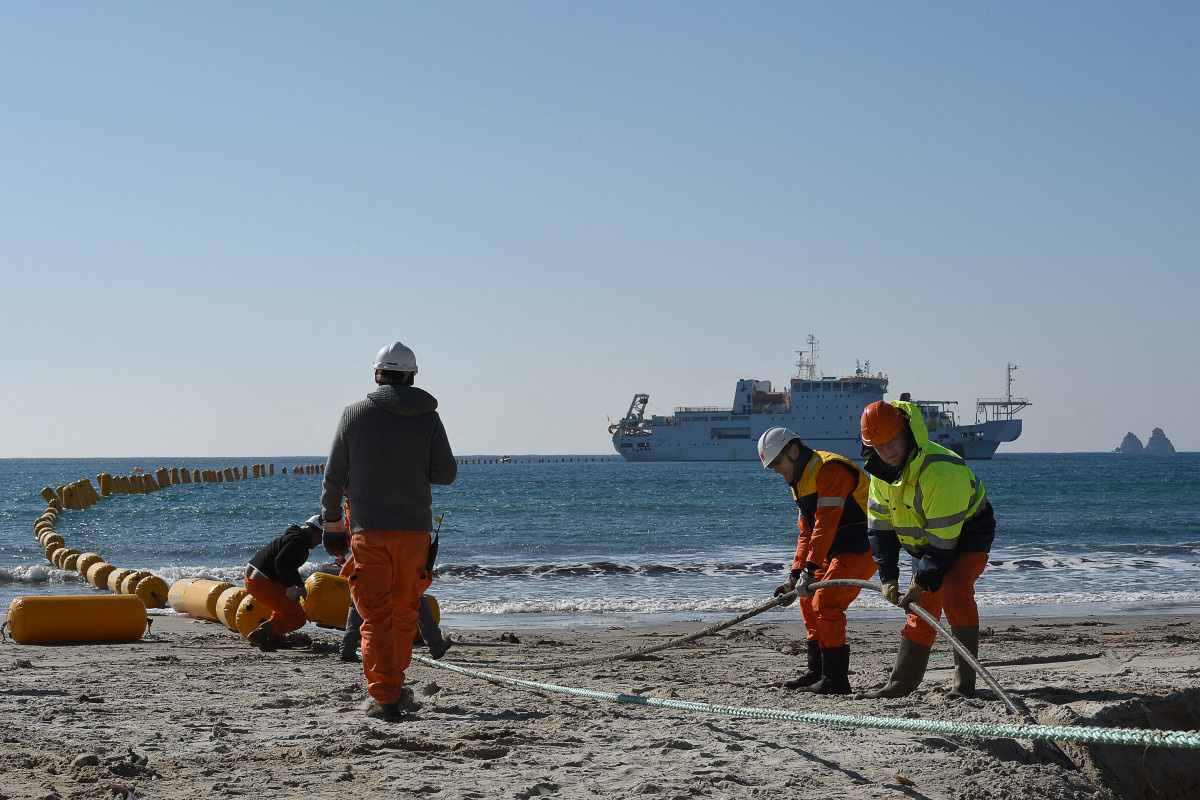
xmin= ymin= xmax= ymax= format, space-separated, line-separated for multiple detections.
xmin=1 ymin=611 xmax=1198 ymax=800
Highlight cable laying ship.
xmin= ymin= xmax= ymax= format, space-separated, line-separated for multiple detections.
xmin=609 ymin=336 xmax=1030 ymax=462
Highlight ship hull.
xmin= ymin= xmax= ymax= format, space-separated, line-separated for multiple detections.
xmin=613 ymin=401 xmax=1023 ymax=463
xmin=611 ymin=354 xmax=1026 ymax=463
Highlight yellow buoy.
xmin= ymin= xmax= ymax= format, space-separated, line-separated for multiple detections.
xmin=169 ymin=579 xmax=234 ymax=621
xmin=120 ymin=570 xmax=151 ymax=595
xmin=39 ymin=532 xmax=65 ymax=551
xmin=62 ymin=553 xmax=82 ymax=571
xmin=134 ymin=575 xmax=169 ymax=609
xmin=216 ymin=587 xmax=248 ymax=630
xmin=107 ymin=568 xmax=137 ymax=593
xmin=4 ymin=595 xmax=147 ymax=644
xmin=75 ymin=553 xmax=103 ymax=577
xmin=235 ymin=593 xmax=272 ymax=639
xmin=167 ymin=578 xmax=197 ymax=612
xmin=53 ymin=548 xmax=79 ymax=569
xmin=300 ymin=572 xmax=351 ymax=629
xmin=44 ymin=545 xmax=65 ymax=566
xmin=416 ymin=595 xmax=441 ymax=644
xmin=85 ymin=561 xmax=116 ymax=590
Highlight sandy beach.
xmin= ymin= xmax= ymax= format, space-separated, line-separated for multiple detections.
xmin=1 ymin=611 xmax=1197 ymax=800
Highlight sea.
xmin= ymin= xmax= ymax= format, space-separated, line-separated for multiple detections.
xmin=3 ymin=453 xmax=1199 ymax=632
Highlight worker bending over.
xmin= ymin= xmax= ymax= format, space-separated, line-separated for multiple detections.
xmin=759 ymin=427 xmax=877 ymax=694
xmin=245 ymin=515 xmax=348 ymax=652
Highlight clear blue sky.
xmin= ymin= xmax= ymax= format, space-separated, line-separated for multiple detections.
xmin=2 ymin=2 xmax=1197 ymax=457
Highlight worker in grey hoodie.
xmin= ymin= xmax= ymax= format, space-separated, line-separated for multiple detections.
xmin=321 ymin=341 xmax=457 ymax=722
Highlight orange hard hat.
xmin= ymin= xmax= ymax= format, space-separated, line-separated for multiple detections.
xmin=861 ymin=401 xmax=905 ymax=447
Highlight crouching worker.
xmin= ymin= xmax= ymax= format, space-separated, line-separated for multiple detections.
xmin=244 ymin=514 xmax=350 ymax=652
xmin=859 ymin=400 xmax=996 ymax=699
xmin=758 ymin=427 xmax=877 ymax=694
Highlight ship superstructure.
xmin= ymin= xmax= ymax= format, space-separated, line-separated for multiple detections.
xmin=610 ymin=337 xmax=1028 ymax=462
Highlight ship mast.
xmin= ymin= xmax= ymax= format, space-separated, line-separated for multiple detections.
xmin=976 ymin=363 xmax=1031 ymax=422
xmin=795 ymin=334 xmax=819 ymax=381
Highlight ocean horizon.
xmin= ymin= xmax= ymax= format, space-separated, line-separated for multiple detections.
xmin=4 ymin=453 xmax=1199 ymax=631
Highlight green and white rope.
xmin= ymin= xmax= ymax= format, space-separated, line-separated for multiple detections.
xmin=446 ymin=577 xmax=1024 ymax=715
xmin=414 ymin=653 xmax=1200 ymax=750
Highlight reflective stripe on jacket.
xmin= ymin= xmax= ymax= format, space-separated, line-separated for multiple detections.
xmin=790 ymin=448 xmax=871 ymax=569
xmin=864 ymin=400 xmax=995 ymax=591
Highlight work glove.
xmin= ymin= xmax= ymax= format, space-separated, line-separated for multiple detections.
xmin=285 ymin=585 xmax=307 ymax=602
xmin=795 ymin=566 xmax=818 ymax=599
xmin=322 ymin=515 xmax=347 ymax=534
xmin=881 ymin=579 xmax=900 ymax=606
xmin=773 ymin=570 xmax=800 ymax=607
xmin=899 ymin=580 xmax=924 ymax=610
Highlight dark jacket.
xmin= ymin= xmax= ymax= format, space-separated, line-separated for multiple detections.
xmin=249 ymin=524 xmax=314 ymax=588
xmin=320 ymin=384 xmax=457 ymax=533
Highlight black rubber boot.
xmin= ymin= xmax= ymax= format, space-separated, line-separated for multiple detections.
xmin=798 ymin=645 xmax=852 ymax=695
xmin=949 ymin=626 xmax=980 ymax=699
xmin=860 ymin=638 xmax=931 ymax=699
xmin=247 ymin=620 xmax=277 ymax=653
xmin=341 ymin=603 xmax=363 ymax=662
xmin=783 ymin=639 xmax=822 ymax=689
xmin=417 ymin=596 xmax=452 ymax=660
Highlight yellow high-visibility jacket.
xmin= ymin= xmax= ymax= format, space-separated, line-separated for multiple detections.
xmin=863 ymin=401 xmax=995 ymax=592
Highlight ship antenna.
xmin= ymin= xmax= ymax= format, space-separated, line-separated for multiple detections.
xmin=794 ymin=334 xmax=820 ymax=381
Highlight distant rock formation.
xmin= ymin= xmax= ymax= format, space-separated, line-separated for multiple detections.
xmin=1114 ymin=429 xmax=1177 ymax=453
xmin=1114 ymin=433 xmax=1143 ymax=453
xmin=1145 ymin=428 xmax=1176 ymax=454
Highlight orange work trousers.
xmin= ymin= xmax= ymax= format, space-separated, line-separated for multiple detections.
xmin=346 ymin=529 xmax=432 ymax=704
xmin=798 ymin=550 xmax=878 ymax=648
xmin=902 ymin=550 xmax=989 ymax=647
xmin=243 ymin=572 xmax=308 ymax=635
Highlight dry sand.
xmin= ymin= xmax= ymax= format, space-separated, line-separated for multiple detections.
xmin=1 ymin=611 xmax=1198 ymax=800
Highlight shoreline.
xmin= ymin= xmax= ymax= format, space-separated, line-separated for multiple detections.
xmin=3 ymin=610 xmax=1197 ymax=799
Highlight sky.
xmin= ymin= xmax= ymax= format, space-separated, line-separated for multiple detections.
xmin=2 ymin=2 xmax=1197 ymax=457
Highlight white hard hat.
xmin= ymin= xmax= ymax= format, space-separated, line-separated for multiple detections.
xmin=373 ymin=341 xmax=418 ymax=373
xmin=305 ymin=514 xmax=322 ymax=529
xmin=758 ymin=427 xmax=800 ymax=469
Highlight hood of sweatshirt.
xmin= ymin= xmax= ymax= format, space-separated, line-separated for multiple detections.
xmin=367 ymin=384 xmax=439 ymax=417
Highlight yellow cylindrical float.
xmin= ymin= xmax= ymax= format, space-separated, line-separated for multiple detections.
xmin=44 ymin=545 xmax=65 ymax=566
xmin=107 ymin=568 xmax=137 ymax=593
xmin=300 ymin=572 xmax=351 ymax=629
xmin=62 ymin=552 xmax=82 ymax=571
xmin=53 ymin=548 xmax=79 ymax=569
xmin=169 ymin=578 xmax=233 ymax=621
xmin=168 ymin=578 xmax=197 ymax=611
xmin=216 ymin=587 xmax=248 ymax=630
xmin=5 ymin=595 xmax=147 ymax=644
xmin=134 ymin=575 xmax=169 ymax=608
xmin=41 ymin=532 xmax=65 ymax=549
xmin=416 ymin=595 xmax=441 ymax=644
xmin=75 ymin=553 xmax=103 ymax=577
xmin=120 ymin=570 xmax=151 ymax=595
xmin=85 ymin=561 xmax=116 ymax=590
xmin=235 ymin=593 xmax=272 ymax=639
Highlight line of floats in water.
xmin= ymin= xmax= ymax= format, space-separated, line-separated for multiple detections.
xmin=7 ymin=462 xmax=325 ymax=645
xmin=8 ymin=454 xmax=604 ymax=645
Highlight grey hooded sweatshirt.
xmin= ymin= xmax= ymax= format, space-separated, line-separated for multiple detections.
xmin=320 ymin=384 xmax=457 ymax=534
